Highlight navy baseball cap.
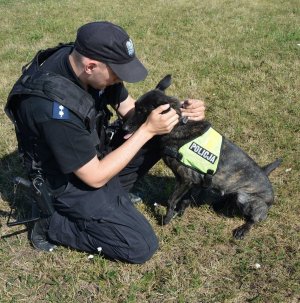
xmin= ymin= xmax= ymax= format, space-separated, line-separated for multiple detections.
xmin=74 ymin=21 xmax=148 ymax=83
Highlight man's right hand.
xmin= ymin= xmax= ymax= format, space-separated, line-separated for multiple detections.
xmin=141 ymin=104 xmax=179 ymax=137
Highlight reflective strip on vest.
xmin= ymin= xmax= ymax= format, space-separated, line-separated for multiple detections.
xmin=178 ymin=127 xmax=222 ymax=174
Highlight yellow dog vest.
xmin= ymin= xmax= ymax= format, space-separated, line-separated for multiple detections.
xmin=178 ymin=127 xmax=222 ymax=174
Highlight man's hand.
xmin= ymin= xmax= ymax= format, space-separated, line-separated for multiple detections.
xmin=142 ymin=104 xmax=179 ymax=136
xmin=180 ymin=99 xmax=206 ymax=121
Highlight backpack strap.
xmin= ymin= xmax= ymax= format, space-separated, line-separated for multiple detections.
xmin=6 ymin=69 xmax=97 ymax=131
xmin=21 ymin=42 xmax=74 ymax=73
xmin=20 ymin=71 xmax=96 ymax=127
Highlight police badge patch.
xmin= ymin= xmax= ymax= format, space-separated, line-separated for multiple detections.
xmin=52 ymin=101 xmax=70 ymax=120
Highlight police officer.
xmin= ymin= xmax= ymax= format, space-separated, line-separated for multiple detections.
xmin=6 ymin=21 xmax=205 ymax=263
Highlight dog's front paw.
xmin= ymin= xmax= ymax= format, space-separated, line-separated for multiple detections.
xmin=162 ymin=211 xmax=177 ymax=225
xmin=162 ymin=216 xmax=171 ymax=225
xmin=161 ymin=219 xmax=167 ymax=226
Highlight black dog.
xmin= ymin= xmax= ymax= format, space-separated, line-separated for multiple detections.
xmin=123 ymin=75 xmax=282 ymax=239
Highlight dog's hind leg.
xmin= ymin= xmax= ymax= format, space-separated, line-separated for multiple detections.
xmin=233 ymin=192 xmax=271 ymax=239
xmin=162 ymin=181 xmax=193 ymax=225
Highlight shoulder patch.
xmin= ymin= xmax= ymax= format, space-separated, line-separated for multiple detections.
xmin=52 ymin=101 xmax=70 ymax=120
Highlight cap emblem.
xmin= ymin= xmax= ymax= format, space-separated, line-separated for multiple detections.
xmin=126 ymin=39 xmax=135 ymax=57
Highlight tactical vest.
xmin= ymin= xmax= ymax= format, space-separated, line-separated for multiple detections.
xmin=5 ymin=44 xmax=131 ymax=222
xmin=5 ymin=43 xmax=107 ymax=176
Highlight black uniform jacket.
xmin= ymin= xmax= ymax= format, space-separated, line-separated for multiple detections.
xmin=14 ymin=45 xmax=130 ymax=220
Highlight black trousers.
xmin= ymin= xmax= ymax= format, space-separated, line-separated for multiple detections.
xmin=48 ymin=193 xmax=158 ymax=264
xmin=47 ymin=133 xmax=161 ymax=263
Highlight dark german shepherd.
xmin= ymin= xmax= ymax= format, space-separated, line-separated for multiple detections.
xmin=123 ymin=75 xmax=282 ymax=239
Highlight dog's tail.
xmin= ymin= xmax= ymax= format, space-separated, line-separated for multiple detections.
xmin=261 ymin=158 xmax=282 ymax=176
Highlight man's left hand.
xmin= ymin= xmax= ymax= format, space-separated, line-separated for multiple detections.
xmin=180 ymin=99 xmax=206 ymax=121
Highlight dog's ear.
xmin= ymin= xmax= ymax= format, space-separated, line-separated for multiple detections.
xmin=155 ymin=74 xmax=172 ymax=92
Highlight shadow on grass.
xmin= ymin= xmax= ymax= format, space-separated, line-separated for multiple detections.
xmin=0 ymin=150 xmax=32 ymax=237
xmin=134 ymin=173 xmax=242 ymax=224
xmin=0 ymin=150 xmax=23 ymax=206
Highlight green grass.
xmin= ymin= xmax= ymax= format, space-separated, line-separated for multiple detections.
xmin=0 ymin=0 xmax=299 ymax=302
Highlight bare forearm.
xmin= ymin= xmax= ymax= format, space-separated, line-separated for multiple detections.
xmin=75 ymin=103 xmax=179 ymax=188
xmin=96 ymin=125 xmax=153 ymax=185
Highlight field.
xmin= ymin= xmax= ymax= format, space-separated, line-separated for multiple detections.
xmin=0 ymin=0 xmax=299 ymax=302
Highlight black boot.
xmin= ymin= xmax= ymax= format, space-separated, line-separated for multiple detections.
xmin=30 ymin=217 xmax=56 ymax=252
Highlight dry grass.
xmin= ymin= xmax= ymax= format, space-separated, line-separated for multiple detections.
xmin=0 ymin=0 xmax=299 ymax=302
